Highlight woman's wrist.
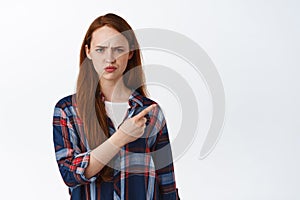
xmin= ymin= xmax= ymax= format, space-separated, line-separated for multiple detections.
xmin=109 ymin=130 xmax=128 ymax=148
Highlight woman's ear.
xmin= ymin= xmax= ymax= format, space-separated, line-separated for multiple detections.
xmin=128 ymin=45 xmax=135 ymax=60
xmin=128 ymin=51 xmax=134 ymax=60
xmin=85 ymin=45 xmax=92 ymax=60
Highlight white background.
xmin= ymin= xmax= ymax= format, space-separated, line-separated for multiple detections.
xmin=0 ymin=0 xmax=299 ymax=199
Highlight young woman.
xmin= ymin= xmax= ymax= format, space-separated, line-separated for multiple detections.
xmin=53 ymin=13 xmax=180 ymax=200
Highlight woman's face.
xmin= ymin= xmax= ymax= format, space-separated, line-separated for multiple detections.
xmin=86 ymin=25 xmax=133 ymax=82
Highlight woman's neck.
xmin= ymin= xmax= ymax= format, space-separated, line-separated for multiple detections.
xmin=100 ymin=78 xmax=132 ymax=102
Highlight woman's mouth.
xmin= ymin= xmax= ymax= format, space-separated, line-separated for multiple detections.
xmin=104 ymin=66 xmax=117 ymax=73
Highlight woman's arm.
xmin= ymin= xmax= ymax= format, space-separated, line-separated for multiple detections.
xmin=84 ymin=104 xmax=157 ymax=178
xmin=153 ymin=123 xmax=179 ymax=199
xmin=53 ymin=107 xmax=128 ymax=185
xmin=149 ymin=105 xmax=180 ymax=199
xmin=53 ymin=97 xmax=156 ymax=185
xmin=83 ymin=130 xmax=127 ymax=179
xmin=53 ymin=106 xmax=95 ymax=187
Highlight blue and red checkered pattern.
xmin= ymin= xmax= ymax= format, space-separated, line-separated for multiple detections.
xmin=53 ymin=90 xmax=179 ymax=200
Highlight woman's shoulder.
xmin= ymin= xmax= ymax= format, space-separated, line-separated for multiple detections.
xmin=142 ymin=96 xmax=158 ymax=106
xmin=54 ymin=93 xmax=76 ymax=109
xmin=131 ymin=90 xmax=158 ymax=107
xmin=132 ymin=91 xmax=165 ymax=117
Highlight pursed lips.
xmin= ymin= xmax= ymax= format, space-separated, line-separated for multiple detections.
xmin=105 ymin=65 xmax=117 ymax=69
xmin=104 ymin=66 xmax=117 ymax=72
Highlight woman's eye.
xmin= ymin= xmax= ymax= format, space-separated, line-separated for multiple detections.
xmin=96 ymin=48 xmax=104 ymax=53
xmin=116 ymin=48 xmax=124 ymax=53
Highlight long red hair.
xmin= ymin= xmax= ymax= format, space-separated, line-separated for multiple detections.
xmin=75 ymin=13 xmax=148 ymax=181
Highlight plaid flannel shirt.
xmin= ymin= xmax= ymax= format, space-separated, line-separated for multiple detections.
xmin=53 ymin=90 xmax=179 ymax=200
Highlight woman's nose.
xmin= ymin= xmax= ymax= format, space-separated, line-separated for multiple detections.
xmin=105 ymin=49 xmax=116 ymax=63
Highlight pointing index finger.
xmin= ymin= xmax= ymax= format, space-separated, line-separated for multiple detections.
xmin=133 ymin=104 xmax=157 ymax=120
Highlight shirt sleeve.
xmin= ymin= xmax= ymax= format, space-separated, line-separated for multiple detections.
xmin=150 ymin=106 xmax=180 ymax=200
xmin=53 ymin=106 xmax=96 ymax=188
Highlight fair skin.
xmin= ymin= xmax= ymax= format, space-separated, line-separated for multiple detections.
xmin=86 ymin=25 xmax=133 ymax=102
xmin=84 ymin=26 xmax=156 ymax=178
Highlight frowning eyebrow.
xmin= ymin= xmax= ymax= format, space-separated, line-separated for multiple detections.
xmin=95 ymin=45 xmax=126 ymax=49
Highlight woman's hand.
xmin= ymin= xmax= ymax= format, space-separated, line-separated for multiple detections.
xmin=86 ymin=104 xmax=156 ymax=178
xmin=110 ymin=104 xmax=156 ymax=147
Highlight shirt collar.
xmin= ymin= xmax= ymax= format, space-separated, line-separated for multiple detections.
xmin=128 ymin=90 xmax=144 ymax=108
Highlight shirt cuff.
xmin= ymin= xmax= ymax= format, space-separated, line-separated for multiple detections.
xmin=74 ymin=151 xmax=97 ymax=183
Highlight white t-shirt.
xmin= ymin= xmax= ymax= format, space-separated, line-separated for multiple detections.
xmin=104 ymin=101 xmax=130 ymax=130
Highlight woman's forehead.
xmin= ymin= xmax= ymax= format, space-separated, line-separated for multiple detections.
xmin=91 ymin=26 xmax=129 ymax=47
